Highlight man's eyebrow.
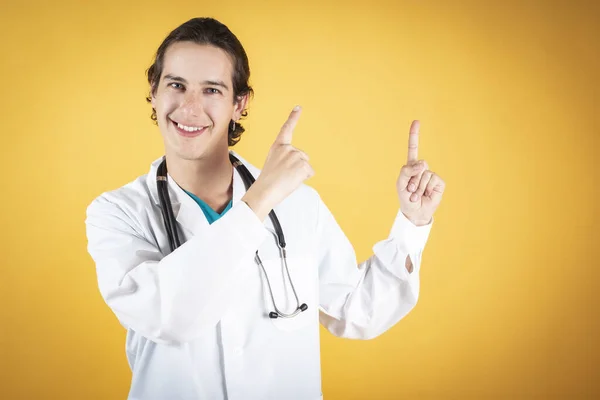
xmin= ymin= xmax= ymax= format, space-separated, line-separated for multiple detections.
xmin=163 ymin=74 xmax=187 ymax=83
xmin=163 ymin=75 xmax=229 ymax=91
xmin=202 ymin=80 xmax=229 ymax=91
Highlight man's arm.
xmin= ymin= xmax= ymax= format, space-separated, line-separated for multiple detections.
xmin=85 ymin=195 xmax=268 ymax=345
xmin=315 ymin=193 xmax=433 ymax=340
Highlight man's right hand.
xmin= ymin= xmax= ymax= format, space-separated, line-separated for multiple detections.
xmin=241 ymin=106 xmax=314 ymax=221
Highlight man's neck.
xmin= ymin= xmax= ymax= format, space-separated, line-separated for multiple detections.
xmin=165 ymin=149 xmax=234 ymax=213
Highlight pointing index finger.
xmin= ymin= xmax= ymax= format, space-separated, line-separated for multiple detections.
xmin=407 ymin=120 xmax=420 ymax=163
xmin=275 ymin=105 xmax=302 ymax=145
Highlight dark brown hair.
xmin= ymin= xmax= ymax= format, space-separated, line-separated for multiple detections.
xmin=145 ymin=18 xmax=253 ymax=146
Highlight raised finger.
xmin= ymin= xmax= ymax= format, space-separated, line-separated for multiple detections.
xmin=275 ymin=105 xmax=302 ymax=145
xmin=407 ymin=120 xmax=420 ymax=163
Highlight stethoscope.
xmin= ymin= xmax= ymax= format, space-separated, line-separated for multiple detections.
xmin=156 ymin=154 xmax=308 ymax=319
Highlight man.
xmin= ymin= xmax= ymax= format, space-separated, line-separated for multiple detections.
xmin=85 ymin=17 xmax=445 ymax=400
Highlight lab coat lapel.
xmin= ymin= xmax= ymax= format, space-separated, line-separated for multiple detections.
xmin=153 ymin=171 xmax=206 ymax=238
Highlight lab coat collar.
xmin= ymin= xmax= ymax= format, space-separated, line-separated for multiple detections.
xmin=145 ymin=150 xmax=260 ymax=235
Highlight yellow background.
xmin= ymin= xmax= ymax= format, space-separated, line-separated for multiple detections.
xmin=1 ymin=0 xmax=598 ymax=398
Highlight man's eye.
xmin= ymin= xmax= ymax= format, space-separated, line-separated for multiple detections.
xmin=205 ymin=88 xmax=221 ymax=95
xmin=169 ymin=83 xmax=184 ymax=90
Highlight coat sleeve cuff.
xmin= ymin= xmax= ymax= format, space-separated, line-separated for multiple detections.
xmin=388 ymin=209 xmax=433 ymax=254
xmin=225 ymin=200 xmax=269 ymax=252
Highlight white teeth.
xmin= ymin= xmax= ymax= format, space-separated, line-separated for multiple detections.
xmin=176 ymin=122 xmax=203 ymax=132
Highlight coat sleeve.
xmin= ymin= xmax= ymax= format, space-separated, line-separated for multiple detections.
xmin=316 ymin=194 xmax=433 ymax=339
xmin=85 ymin=195 xmax=268 ymax=345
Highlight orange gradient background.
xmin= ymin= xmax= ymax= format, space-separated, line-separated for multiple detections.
xmin=1 ymin=0 xmax=598 ymax=398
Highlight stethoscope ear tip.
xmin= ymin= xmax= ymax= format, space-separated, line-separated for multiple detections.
xmin=300 ymin=303 xmax=308 ymax=311
xmin=269 ymin=312 xmax=279 ymax=319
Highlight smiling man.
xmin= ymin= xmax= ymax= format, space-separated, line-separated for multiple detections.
xmin=85 ymin=17 xmax=445 ymax=400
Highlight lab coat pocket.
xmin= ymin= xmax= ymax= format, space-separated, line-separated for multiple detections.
xmin=259 ymin=255 xmax=316 ymax=332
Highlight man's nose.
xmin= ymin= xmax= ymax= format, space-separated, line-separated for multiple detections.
xmin=181 ymin=91 xmax=204 ymax=116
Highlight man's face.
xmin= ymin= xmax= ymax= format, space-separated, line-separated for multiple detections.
xmin=151 ymin=41 xmax=246 ymax=161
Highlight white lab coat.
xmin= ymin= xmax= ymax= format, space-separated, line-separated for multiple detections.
xmin=85 ymin=150 xmax=433 ymax=400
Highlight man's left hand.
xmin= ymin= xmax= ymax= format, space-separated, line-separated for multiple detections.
xmin=396 ymin=120 xmax=446 ymax=226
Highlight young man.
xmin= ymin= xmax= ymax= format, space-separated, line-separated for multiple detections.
xmin=85 ymin=17 xmax=445 ymax=400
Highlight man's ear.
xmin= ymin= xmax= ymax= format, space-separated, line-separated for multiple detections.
xmin=232 ymin=93 xmax=249 ymax=120
xmin=149 ymin=80 xmax=159 ymax=108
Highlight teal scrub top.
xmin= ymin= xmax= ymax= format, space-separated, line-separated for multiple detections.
xmin=184 ymin=190 xmax=233 ymax=224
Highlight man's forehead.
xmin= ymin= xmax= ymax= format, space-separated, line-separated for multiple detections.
xmin=162 ymin=42 xmax=233 ymax=83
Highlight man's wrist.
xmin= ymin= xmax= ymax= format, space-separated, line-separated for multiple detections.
xmin=401 ymin=211 xmax=432 ymax=227
xmin=411 ymin=217 xmax=432 ymax=227
xmin=242 ymin=185 xmax=273 ymax=221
